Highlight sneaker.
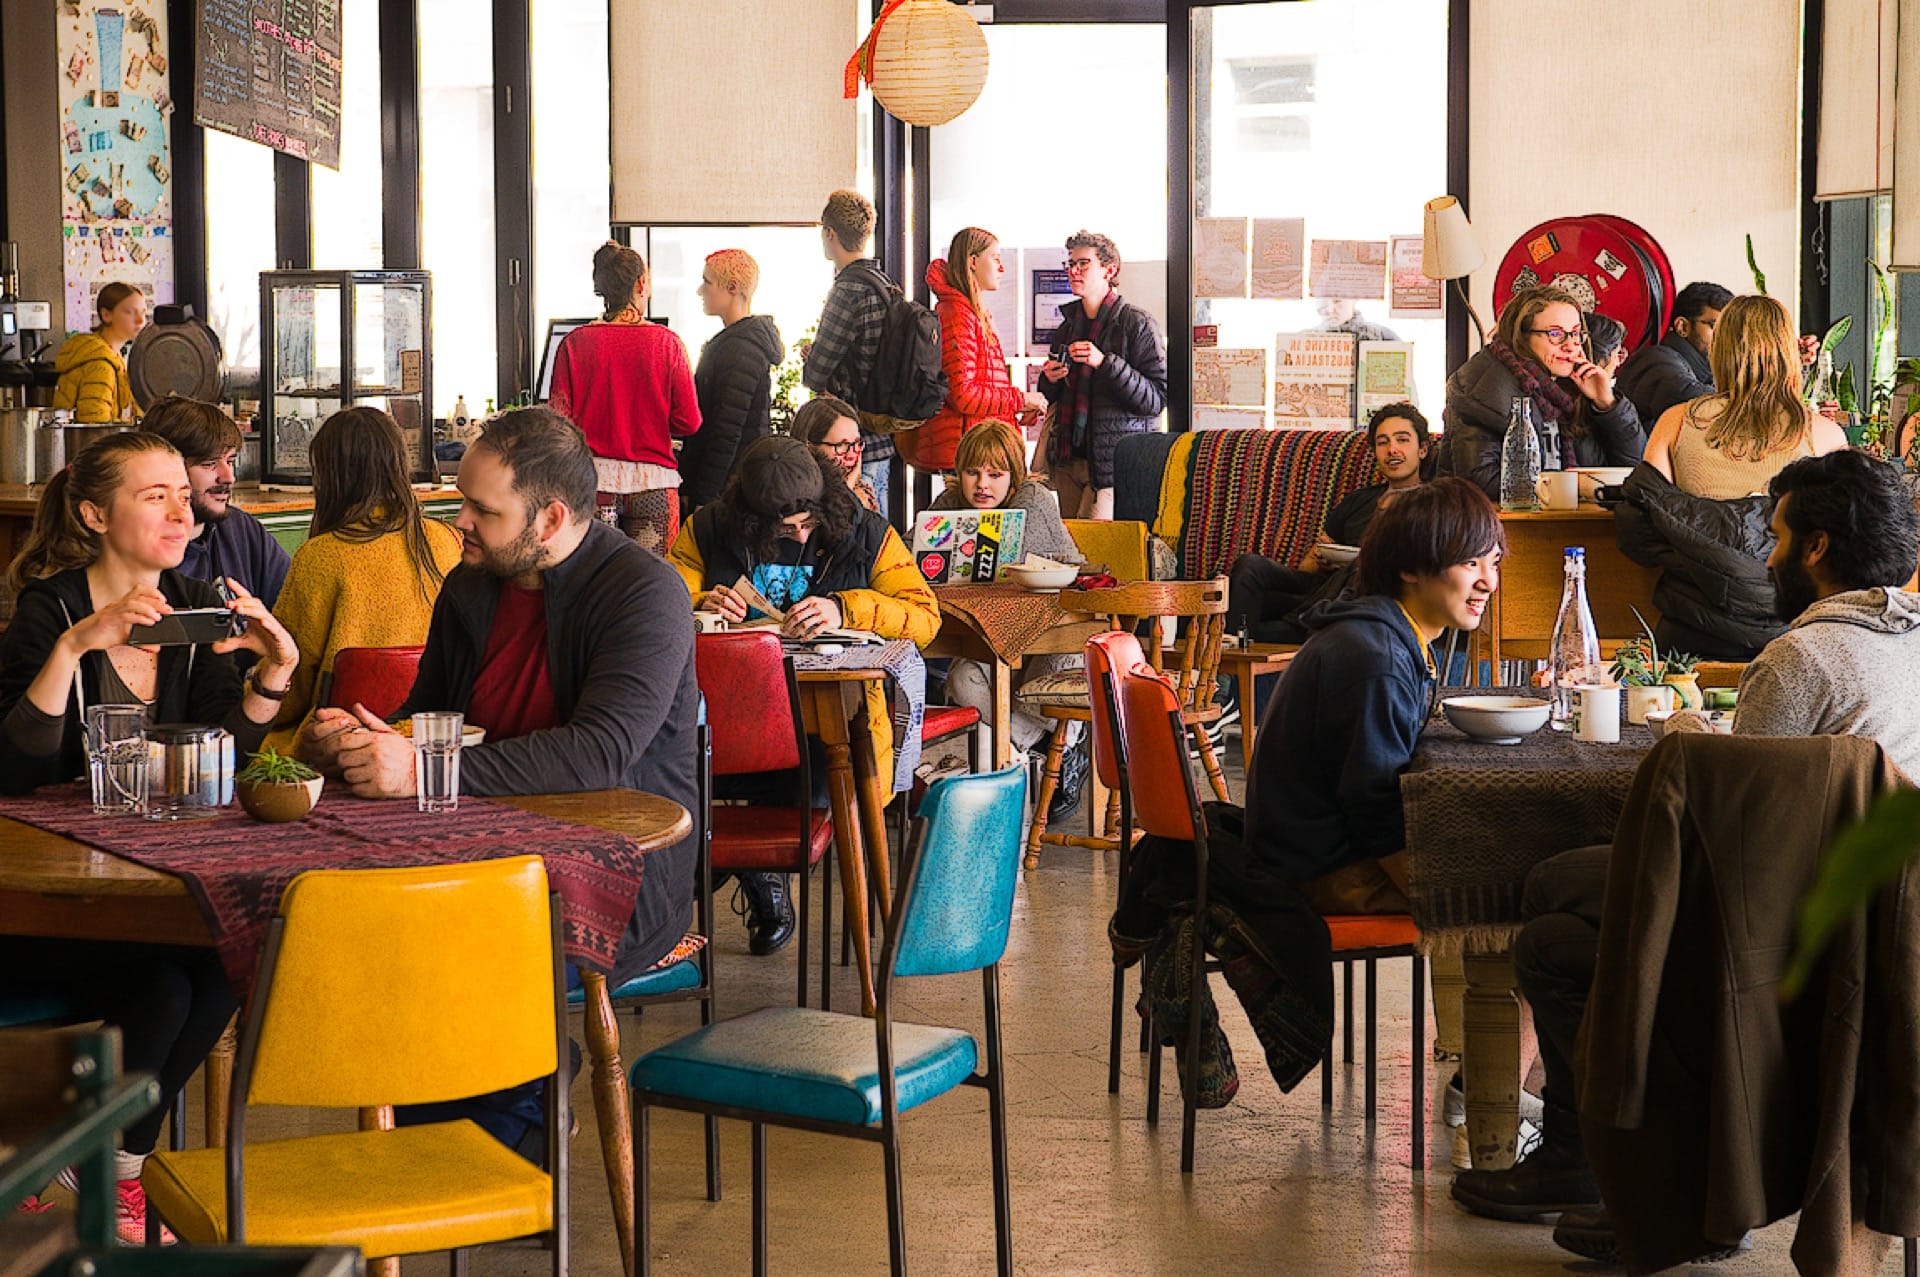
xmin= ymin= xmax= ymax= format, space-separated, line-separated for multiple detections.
xmin=1046 ymin=734 xmax=1091 ymax=823
xmin=1449 ymin=1116 xmax=1540 ymax=1171
xmin=1450 ymin=1133 xmax=1601 ymax=1222
xmin=116 ymin=1177 xmax=174 ymax=1246
xmin=15 ymin=1194 xmax=54 ymax=1215
xmin=1442 ymin=1071 xmax=1546 ymax=1128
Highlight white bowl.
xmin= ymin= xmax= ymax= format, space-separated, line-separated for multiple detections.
xmin=1442 ymin=695 xmax=1551 ymax=745
xmin=1316 ymin=543 xmax=1361 ymax=569
xmin=1006 ymin=563 xmax=1078 ymax=592
xmin=1573 ymin=466 xmax=1633 ymax=486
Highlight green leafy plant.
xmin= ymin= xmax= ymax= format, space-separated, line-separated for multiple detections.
xmin=1781 ymin=789 xmax=1920 ymax=999
xmin=770 ymin=323 xmax=816 ymax=435
xmin=236 ymin=747 xmax=320 ymax=786
xmin=1745 ymin=232 xmax=1768 ymax=295
xmin=1608 ymin=608 xmax=1697 ymax=685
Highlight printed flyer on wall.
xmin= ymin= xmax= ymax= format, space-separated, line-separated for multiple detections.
xmin=1272 ymin=331 xmax=1356 ymax=429
xmin=1251 ymin=218 xmax=1306 ymax=300
xmin=1389 ymin=235 xmax=1444 ymax=317
xmin=1357 ymin=341 xmax=1418 ymax=416
xmin=1308 ymin=239 xmax=1389 ymax=301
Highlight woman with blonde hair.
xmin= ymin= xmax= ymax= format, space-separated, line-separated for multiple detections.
xmin=549 ymin=241 xmax=701 ymax=550
xmin=265 ymin=406 xmax=464 ymax=749
xmin=903 ymin=227 xmax=1046 ymax=474
xmin=1617 ymin=295 xmax=1848 ymax=659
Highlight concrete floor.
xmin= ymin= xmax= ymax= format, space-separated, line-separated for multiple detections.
xmin=224 ymin=745 xmax=1906 ymax=1276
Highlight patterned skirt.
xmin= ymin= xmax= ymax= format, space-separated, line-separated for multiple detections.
xmin=595 ymin=487 xmax=680 ymax=554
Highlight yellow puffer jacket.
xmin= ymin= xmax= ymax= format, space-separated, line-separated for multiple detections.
xmin=53 ymin=331 xmax=136 ymax=423
xmin=667 ymin=514 xmax=941 ymax=780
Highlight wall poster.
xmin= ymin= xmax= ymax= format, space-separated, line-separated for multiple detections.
xmin=1308 ymin=239 xmax=1389 ymax=301
xmin=1272 ymin=331 xmax=1357 ymax=429
xmin=1388 ymin=235 xmax=1444 ymax=317
xmin=1251 ymin=218 xmax=1306 ymax=299
xmin=58 ymin=0 xmax=175 ymax=333
xmin=1194 ymin=217 xmax=1249 ymax=298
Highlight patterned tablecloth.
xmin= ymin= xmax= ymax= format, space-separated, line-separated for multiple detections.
xmin=1401 ymin=703 xmax=1651 ymax=951
xmin=933 ymin=583 xmax=1092 ymax=666
xmin=789 ymin=639 xmax=925 ymax=793
xmin=0 ymin=789 xmax=655 ymax=998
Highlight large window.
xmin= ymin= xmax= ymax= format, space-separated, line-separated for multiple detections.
xmin=530 ymin=0 xmax=611 ymax=346
xmin=201 ymin=129 xmax=276 ymax=382
xmin=309 ymin=0 xmax=382 ymax=270
xmin=419 ymin=0 xmax=498 ymax=417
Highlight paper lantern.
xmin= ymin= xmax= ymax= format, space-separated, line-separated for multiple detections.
xmin=847 ymin=0 xmax=989 ymax=128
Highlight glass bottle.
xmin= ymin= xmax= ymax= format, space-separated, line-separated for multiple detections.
xmin=1809 ymin=349 xmax=1835 ymax=404
xmin=1500 ymin=396 xmax=1542 ymax=511
xmin=1549 ymin=547 xmax=1601 ymax=731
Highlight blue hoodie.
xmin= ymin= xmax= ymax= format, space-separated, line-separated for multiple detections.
xmin=1244 ymin=593 xmax=1434 ymax=886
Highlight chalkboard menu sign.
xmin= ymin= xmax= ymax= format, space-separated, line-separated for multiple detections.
xmin=192 ymin=0 xmax=342 ymax=168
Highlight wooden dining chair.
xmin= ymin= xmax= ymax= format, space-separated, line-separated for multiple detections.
xmin=1064 ymin=519 xmax=1151 ymax=582
xmin=1018 ymin=579 xmax=1231 ymax=870
xmin=324 ymin=646 xmax=426 ymax=719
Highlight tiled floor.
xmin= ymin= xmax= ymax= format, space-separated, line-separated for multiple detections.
xmin=217 ymin=746 xmax=1905 ymax=1276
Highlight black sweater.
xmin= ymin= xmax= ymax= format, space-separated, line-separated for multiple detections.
xmin=0 ymin=568 xmax=263 ymax=795
xmin=1439 ymin=348 xmax=1646 ymax=498
xmin=396 ymin=519 xmax=701 ymax=978
xmin=681 ymin=315 xmax=785 ymax=510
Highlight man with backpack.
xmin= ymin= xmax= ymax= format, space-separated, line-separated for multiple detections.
xmin=803 ymin=189 xmax=945 ymax=522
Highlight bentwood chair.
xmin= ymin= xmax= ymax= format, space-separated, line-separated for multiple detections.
xmin=324 ymin=646 xmax=426 ymax=719
xmin=697 ymin=631 xmax=836 ymax=1009
xmin=631 ymin=764 xmax=1026 ymax=1277
xmin=1020 ymin=579 xmax=1232 ymax=870
xmin=142 ymin=857 xmax=570 ymax=1271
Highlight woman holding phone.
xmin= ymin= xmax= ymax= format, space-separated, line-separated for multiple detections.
xmin=1438 ymin=285 xmax=1646 ymax=499
xmin=0 ymin=430 xmax=298 ymax=1241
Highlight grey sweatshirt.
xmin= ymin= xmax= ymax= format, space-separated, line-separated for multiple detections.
xmin=1735 ymin=587 xmax=1920 ymax=781
xmin=928 ymin=477 xmax=1084 ymax=565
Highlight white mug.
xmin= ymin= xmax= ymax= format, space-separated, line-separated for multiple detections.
xmin=1625 ymin=683 xmax=1674 ymax=725
xmin=1573 ymin=684 xmax=1622 ymax=743
xmin=1536 ymin=470 xmax=1580 ymax=511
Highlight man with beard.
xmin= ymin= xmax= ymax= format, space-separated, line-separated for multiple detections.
xmin=295 ymin=407 xmax=700 ymax=1160
xmin=1452 ymin=449 xmax=1920 ymax=1261
xmin=139 ymin=397 xmax=290 ymax=607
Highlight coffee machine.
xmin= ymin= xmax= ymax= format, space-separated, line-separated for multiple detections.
xmin=0 ymin=242 xmax=57 ymax=408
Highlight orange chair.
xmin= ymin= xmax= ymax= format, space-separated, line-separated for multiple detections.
xmin=325 ymin=646 xmax=425 ymax=719
xmin=1116 ymin=662 xmax=1428 ymax=1171
xmin=1083 ymin=630 xmax=1146 ymax=1096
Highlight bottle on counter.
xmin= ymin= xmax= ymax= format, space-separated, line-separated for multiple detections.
xmin=1548 ymin=546 xmax=1602 ymax=731
xmin=1500 ymin=396 xmax=1541 ymax=512
xmin=452 ymin=395 xmax=471 ymax=438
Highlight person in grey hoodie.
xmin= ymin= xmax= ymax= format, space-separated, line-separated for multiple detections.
xmin=1455 ymin=448 xmax=1920 ymax=1252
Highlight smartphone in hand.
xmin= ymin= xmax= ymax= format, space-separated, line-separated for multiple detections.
xmin=127 ymin=608 xmax=247 ymax=646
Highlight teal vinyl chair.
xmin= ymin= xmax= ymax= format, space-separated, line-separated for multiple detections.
xmin=630 ymin=764 xmax=1026 ymax=1277
xmin=566 ymin=696 xmax=720 ymax=1203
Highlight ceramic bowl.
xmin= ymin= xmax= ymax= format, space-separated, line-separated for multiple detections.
xmin=1442 ymin=695 xmax=1551 ymax=745
xmin=237 ymin=775 xmax=323 ymax=822
xmin=1007 ymin=563 xmax=1079 ymax=592
xmin=1316 ymin=543 xmax=1361 ymax=569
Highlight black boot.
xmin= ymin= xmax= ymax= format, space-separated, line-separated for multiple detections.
xmin=736 ymin=872 xmax=795 ymax=956
xmin=1047 ymin=732 xmax=1091 ymax=823
xmin=1449 ymin=1105 xmax=1601 ymax=1222
xmin=1552 ymin=1207 xmax=1751 ymax=1266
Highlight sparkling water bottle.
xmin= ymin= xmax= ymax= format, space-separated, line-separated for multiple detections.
xmin=1500 ymin=397 xmax=1542 ymax=511
xmin=1549 ymin=547 xmax=1602 ymax=731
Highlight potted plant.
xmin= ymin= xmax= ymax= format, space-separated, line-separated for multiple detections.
xmin=235 ymin=747 xmax=324 ymax=822
xmin=1609 ymin=609 xmax=1703 ymax=720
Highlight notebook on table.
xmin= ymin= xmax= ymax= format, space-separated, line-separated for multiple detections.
xmin=911 ymin=509 xmax=1026 ymax=585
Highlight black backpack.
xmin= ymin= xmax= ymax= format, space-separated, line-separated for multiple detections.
xmin=846 ymin=264 xmax=947 ymax=423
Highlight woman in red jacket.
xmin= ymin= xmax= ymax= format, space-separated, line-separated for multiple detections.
xmin=549 ymin=241 xmax=701 ymax=551
xmin=904 ymin=227 xmax=1046 ymax=474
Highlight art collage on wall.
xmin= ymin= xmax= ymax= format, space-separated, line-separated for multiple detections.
xmin=57 ymin=0 xmax=175 ymax=333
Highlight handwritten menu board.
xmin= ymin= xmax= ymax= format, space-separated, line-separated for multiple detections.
xmin=192 ymin=0 xmax=342 ymax=169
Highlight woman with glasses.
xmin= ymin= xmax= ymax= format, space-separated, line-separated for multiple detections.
xmin=1439 ymin=285 xmax=1646 ymax=499
xmin=1615 ymin=294 xmax=1849 ymax=660
xmin=793 ymin=395 xmax=881 ymax=514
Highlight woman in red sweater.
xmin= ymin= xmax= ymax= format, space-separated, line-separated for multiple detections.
xmin=549 ymin=241 xmax=701 ymax=551
xmin=903 ymin=227 xmax=1046 ymax=475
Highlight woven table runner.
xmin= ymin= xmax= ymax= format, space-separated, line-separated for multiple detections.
xmin=790 ymin=639 xmax=924 ymax=793
xmin=0 ymin=788 xmax=650 ymax=998
xmin=1401 ymin=702 xmax=1651 ymax=953
xmin=935 ymin=584 xmax=1092 ymax=667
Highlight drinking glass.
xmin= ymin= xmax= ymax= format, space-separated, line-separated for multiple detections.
xmin=86 ymin=704 xmax=149 ymax=815
xmin=412 ymin=712 xmax=463 ymax=813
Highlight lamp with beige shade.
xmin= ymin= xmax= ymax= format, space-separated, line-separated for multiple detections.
xmin=1422 ymin=195 xmax=1488 ymax=350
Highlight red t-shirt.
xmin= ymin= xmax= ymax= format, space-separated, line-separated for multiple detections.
xmin=466 ymin=582 xmax=560 ymax=741
xmin=548 ymin=323 xmax=701 ymax=467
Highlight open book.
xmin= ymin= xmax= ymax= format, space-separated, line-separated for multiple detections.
xmin=729 ymin=577 xmax=885 ymax=646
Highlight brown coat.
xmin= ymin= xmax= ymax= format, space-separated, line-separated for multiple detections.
xmin=1577 ymin=732 xmax=1920 ymax=1276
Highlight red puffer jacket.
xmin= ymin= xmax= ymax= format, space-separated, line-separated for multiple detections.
xmin=900 ymin=258 xmax=1027 ymax=472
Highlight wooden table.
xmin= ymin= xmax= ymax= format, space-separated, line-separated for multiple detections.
xmin=792 ymin=668 xmax=897 ymax=1019
xmin=1488 ymin=507 xmax=1659 ymax=663
xmin=1216 ymin=642 xmax=1299 ymax=775
xmin=925 ymin=593 xmax=1107 ymax=770
xmin=0 ymin=789 xmax=690 ymax=1277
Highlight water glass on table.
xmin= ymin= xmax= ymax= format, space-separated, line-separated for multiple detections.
xmin=412 ymin=712 xmax=464 ymax=813
xmin=86 ymin=704 xmax=149 ymax=815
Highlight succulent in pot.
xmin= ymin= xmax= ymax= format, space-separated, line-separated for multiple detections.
xmin=235 ymin=747 xmax=324 ymax=822
xmin=1609 ymin=609 xmax=1701 ymax=721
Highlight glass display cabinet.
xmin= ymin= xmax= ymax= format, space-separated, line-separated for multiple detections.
xmin=259 ymin=271 xmax=432 ymax=485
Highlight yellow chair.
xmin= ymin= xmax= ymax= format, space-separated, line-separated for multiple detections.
xmin=142 ymin=857 xmax=569 ymax=1272
xmin=1064 ymin=519 xmax=1151 ymax=582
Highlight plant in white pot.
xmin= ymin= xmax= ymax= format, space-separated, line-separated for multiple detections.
xmin=235 ymin=747 xmax=324 ymax=822
xmin=1609 ymin=609 xmax=1703 ymax=722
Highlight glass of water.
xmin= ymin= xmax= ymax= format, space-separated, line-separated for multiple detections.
xmin=412 ymin=712 xmax=464 ymax=813
xmin=86 ymin=704 xmax=149 ymax=815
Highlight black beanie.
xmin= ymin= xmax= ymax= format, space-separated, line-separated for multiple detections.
xmin=736 ymin=435 xmax=825 ymax=517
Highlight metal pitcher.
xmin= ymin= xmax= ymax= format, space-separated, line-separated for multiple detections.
xmin=145 ymin=724 xmax=235 ymax=820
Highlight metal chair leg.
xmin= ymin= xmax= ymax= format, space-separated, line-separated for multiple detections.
xmin=1108 ymin=962 xmax=1126 ymax=1094
xmin=704 ymin=1114 xmax=721 ymax=1203
xmin=1364 ymin=957 xmax=1378 ymax=1123
xmin=882 ymin=1123 xmax=908 ymax=1277
xmin=1342 ymin=960 xmax=1354 ymax=1062
xmin=168 ymin=1088 xmax=186 ymax=1152
xmin=1146 ymin=1018 xmax=1162 ymax=1126
xmin=820 ymin=851 xmax=834 ymax=1014
xmin=636 ymin=1104 xmax=652 ymax=1277
xmin=1412 ymin=953 xmax=1427 ymax=1167
xmin=449 ymin=1249 xmax=469 ymax=1276
xmin=752 ymin=1122 xmax=769 ymax=1277
xmin=796 ymin=863 xmax=811 ymax=1009
xmin=1321 ymin=1044 xmax=1333 ymax=1108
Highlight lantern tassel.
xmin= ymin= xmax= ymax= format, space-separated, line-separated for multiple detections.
xmin=844 ymin=0 xmax=912 ymax=99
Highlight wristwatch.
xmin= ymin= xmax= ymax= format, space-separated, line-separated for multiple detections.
xmin=248 ymin=668 xmax=292 ymax=701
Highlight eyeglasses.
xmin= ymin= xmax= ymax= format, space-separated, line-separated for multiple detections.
xmin=821 ymin=440 xmax=864 ymax=457
xmin=1526 ymin=326 xmax=1586 ymax=346
xmin=1065 ymin=259 xmax=1102 ymax=274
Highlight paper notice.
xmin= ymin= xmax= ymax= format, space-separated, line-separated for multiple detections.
xmin=1389 ymin=235 xmax=1444 ymax=316
xmin=1194 ymin=347 xmax=1267 ymax=407
xmin=1309 ymin=239 xmax=1389 ymax=301
xmin=1195 ymin=217 xmax=1249 ymax=298
xmin=1251 ymin=218 xmax=1306 ymax=299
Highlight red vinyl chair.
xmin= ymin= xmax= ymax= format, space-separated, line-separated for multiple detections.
xmin=1084 ymin=631 xmax=1146 ymax=1095
xmin=695 ymin=631 xmax=836 ymax=1010
xmin=325 ymin=646 xmax=425 ymax=719
xmin=1116 ymin=661 xmax=1427 ymax=1171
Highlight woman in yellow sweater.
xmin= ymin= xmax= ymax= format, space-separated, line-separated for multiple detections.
xmin=53 ymin=282 xmax=146 ymax=422
xmin=265 ymin=407 xmax=462 ymax=750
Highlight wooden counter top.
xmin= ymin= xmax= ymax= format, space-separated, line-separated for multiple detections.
xmin=0 ymin=483 xmax=462 ymax=519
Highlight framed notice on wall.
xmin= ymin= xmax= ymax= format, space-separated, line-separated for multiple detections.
xmin=193 ymin=0 xmax=343 ymax=167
